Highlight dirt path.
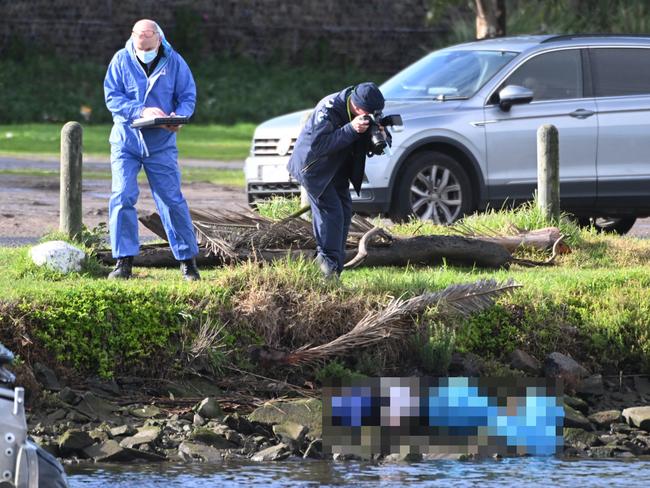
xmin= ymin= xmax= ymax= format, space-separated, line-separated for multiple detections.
xmin=0 ymin=156 xmax=248 ymax=245
xmin=1 ymin=156 xmax=649 ymax=245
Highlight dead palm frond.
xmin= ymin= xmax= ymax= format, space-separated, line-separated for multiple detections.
xmin=274 ymin=278 xmax=521 ymax=367
xmin=188 ymin=209 xmax=378 ymax=260
xmin=187 ymin=208 xmax=314 ymax=259
xmin=178 ymin=310 xmax=228 ymax=369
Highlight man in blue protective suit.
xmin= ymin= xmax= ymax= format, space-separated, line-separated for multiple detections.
xmin=287 ymin=83 xmax=385 ymax=279
xmin=104 ymin=19 xmax=200 ymax=280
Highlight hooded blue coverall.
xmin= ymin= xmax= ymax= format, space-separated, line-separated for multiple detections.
xmin=287 ymin=87 xmax=365 ymax=273
xmin=103 ymin=35 xmax=199 ymax=260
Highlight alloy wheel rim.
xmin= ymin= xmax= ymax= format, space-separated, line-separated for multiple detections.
xmin=409 ymin=164 xmax=462 ymax=224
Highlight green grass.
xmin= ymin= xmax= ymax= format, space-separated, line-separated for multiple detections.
xmin=0 ymin=55 xmax=383 ymax=125
xmin=0 ymin=123 xmax=254 ymax=161
xmin=2 ymin=202 xmax=650 ymax=379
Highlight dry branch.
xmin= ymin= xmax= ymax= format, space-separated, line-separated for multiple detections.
xmin=95 ymin=210 xmax=569 ymax=270
xmin=344 ymin=228 xmax=514 ymax=269
xmin=453 ymin=224 xmax=571 ymax=254
xmin=250 ymin=279 xmax=521 ymax=367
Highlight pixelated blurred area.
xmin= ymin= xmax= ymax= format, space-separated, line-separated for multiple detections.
xmin=323 ymin=377 xmax=563 ymax=458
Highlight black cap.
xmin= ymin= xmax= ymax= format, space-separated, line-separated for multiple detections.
xmin=350 ymin=82 xmax=385 ymax=112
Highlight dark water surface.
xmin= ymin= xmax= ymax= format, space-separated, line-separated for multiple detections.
xmin=66 ymin=457 xmax=650 ymax=487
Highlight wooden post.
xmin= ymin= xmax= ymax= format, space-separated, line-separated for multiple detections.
xmin=60 ymin=122 xmax=83 ymax=239
xmin=537 ymin=124 xmax=560 ymax=223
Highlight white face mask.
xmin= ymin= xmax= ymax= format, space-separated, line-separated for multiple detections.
xmin=136 ymin=48 xmax=158 ymax=64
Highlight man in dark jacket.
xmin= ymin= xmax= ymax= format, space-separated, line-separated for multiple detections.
xmin=287 ymin=82 xmax=385 ymax=278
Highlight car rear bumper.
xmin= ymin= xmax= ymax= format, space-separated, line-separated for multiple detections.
xmin=246 ymin=182 xmax=391 ymax=214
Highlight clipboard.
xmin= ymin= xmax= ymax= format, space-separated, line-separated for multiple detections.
xmin=131 ymin=116 xmax=189 ymax=128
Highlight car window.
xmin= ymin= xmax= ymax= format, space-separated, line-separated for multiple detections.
xmin=501 ymin=49 xmax=582 ymax=101
xmin=590 ymin=48 xmax=650 ymax=97
xmin=381 ymin=49 xmax=517 ymax=100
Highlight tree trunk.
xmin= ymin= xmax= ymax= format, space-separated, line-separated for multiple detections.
xmin=475 ymin=0 xmax=506 ymax=39
xmin=96 ymin=227 xmax=566 ymax=270
xmin=459 ymin=227 xmax=569 ymax=254
xmin=346 ymin=233 xmax=513 ymax=269
xmin=96 ymin=245 xmax=316 ymax=268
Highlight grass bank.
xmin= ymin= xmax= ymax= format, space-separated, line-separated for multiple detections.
xmin=1 ymin=204 xmax=649 ymax=383
xmin=0 ymin=123 xmax=254 ymax=161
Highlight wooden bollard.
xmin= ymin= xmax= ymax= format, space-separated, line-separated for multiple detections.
xmin=60 ymin=122 xmax=83 ymax=239
xmin=536 ymin=124 xmax=560 ymax=223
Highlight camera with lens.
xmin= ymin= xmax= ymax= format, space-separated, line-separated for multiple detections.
xmin=363 ymin=112 xmax=403 ymax=156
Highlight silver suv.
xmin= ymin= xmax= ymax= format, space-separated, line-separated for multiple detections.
xmin=245 ymin=34 xmax=650 ymax=234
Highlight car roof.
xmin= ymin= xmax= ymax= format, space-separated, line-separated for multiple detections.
xmin=450 ymin=34 xmax=650 ymax=53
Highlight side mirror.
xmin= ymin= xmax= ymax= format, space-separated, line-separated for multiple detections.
xmin=498 ymin=85 xmax=534 ymax=112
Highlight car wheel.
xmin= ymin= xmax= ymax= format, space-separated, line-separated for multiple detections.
xmin=390 ymin=151 xmax=473 ymax=224
xmin=576 ymin=216 xmax=637 ymax=235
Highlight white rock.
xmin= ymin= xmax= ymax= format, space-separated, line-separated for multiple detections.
xmin=29 ymin=240 xmax=86 ymax=273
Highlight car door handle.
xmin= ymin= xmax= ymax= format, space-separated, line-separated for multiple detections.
xmin=569 ymin=109 xmax=595 ymax=119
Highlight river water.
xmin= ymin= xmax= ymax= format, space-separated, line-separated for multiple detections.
xmin=65 ymin=457 xmax=650 ymax=487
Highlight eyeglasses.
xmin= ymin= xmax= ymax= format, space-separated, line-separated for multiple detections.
xmin=132 ymin=30 xmax=159 ymax=39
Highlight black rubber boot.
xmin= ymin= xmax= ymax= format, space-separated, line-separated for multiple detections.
xmin=108 ymin=256 xmax=133 ymax=280
xmin=180 ymin=258 xmax=201 ymax=281
xmin=315 ymin=254 xmax=340 ymax=281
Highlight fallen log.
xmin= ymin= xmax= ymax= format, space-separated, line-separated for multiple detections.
xmin=100 ymin=211 xmax=565 ymax=270
xmin=454 ymin=225 xmax=571 ymax=254
xmin=345 ymin=229 xmax=514 ymax=269
xmin=95 ymin=245 xmax=317 ymax=267
xmin=95 ymin=244 xmax=220 ymax=267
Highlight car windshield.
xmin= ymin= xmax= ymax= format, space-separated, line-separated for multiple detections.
xmin=381 ymin=49 xmax=519 ymax=100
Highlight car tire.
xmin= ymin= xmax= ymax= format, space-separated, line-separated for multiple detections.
xmin=576 ymin=216 xmax=637 ymax=235
xmin=390 ymin=151 xmax=473 ymax=224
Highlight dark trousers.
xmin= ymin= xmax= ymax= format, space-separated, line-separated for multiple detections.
xmin=306 ymin=170 xmax=352 ymax=273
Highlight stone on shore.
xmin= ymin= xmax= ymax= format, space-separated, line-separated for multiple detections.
xmin=633 ymin=377 xmax=650 ymax=399
xmin=223 ymin=414 xmax=254 ymax=435
xmin=74 ymin=391 xmax=120 ymax=423
xmin=448 ymin=352 xmax=484 ymax=376
xmin=46 ymin=409 xmax=68 ymax=424
xmin=273 ymin=421 xmax=308 ymax=445
xmin=110 ymin=425 xmax=137 ymax=438
xmin=30 ymin=240 xmax=86 ymax=273
xmin=178 ymin=440 xmax=226 ymax=463
xmin=588 ymin=410 xmax=622 ymax=429
xmin=251 ymin=443 xmax=291 ymax=462
xmin=576 ymin=374 xmax=604 ymax=397
xmin=58 ymin=430 xmax=94 ymax=455
xmin=509 ymin=349 xmax=542 ymax=375
xmin=189 ymin=428 xmax=238 ymax=449
xmin=564 ymin=404 xmax=593 ymax=430
xmin=33 ymin=362 xmax=61 ymax=391
xmin=588 ymin=446 xmax=617 ymax=458
xmin=564 ymin=428 xmax=601 ymax=450
xmin=196 ymin=397 xmax=222 ymax=419
xmin=564 ymin=395 xmax=589 ymax=414
xmin=544 ymin=352 xmax=589 ymax=389
xmin=130 ymin=405 xmax=162 ymax=418
xmin=119 ymin=425 xmax=162 ymax=449
xmin=58 ymin=387 xmax=79 ymax=404
xmin=249 ymin=398 xmax=322 ymax=438
xmin=622 ymin=406 xmax=650 ymax=431
xmin=84 ymin=440 xmax=166 ymax=462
